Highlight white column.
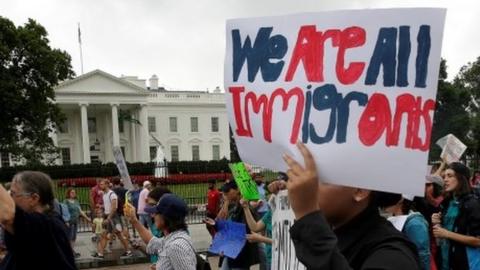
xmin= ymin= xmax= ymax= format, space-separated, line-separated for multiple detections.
xmin=130 ymin=110 xmax=137 ymax=161
xmin=139 ymin=103 xmax=150 ymax=162
xmin=104 ymin=112 xmax=113 ymax=162
xmin=111 ymin=103 xmax=120 ymax=147
xmin=80 ymin=103 xmax=91 ymax=164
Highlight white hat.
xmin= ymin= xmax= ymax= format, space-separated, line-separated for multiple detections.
xmin=143 ymin=181 xmax=152 ymax=188
xmin=425 ymin=175 xmax=444 ymax=187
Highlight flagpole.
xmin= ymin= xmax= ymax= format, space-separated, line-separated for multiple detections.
xmin=78 ymin=22 xmax=84 ymax=75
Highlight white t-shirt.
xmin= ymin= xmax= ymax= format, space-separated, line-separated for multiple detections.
xmin=103 ymin=190 xmax=118 ymax=215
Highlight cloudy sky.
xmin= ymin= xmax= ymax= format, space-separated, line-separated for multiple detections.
xmin=1 ymin=0 xmax=478 ymax=90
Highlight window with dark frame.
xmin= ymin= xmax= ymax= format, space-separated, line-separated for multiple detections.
xmin=211 ymin=117 xmax=219 ymax=132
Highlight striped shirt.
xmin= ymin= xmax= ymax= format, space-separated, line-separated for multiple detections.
xmin=146 ymin=230 xmax=196 ymax=270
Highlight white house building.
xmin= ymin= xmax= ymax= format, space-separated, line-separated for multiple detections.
xmin=26 ymin=69 xmax=230 ymax=166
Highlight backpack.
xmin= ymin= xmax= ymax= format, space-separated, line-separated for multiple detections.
xmin=113 ymin=187 xmax=126 ymax=215
xmin=178 ymin=236 xmax=211 ymax=270
xmin=54 ymin=200 xmax=71 ymax=224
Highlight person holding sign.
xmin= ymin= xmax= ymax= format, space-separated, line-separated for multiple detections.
xmin=209 ymin=181 xmax=260 ymax=270
xmin=279 ymin=142 xmax=421 ymax=269
xmin=431 ymin=162 xmax=480 ymax=270
xmin=240 ymin=198 xmax=273 ymax=270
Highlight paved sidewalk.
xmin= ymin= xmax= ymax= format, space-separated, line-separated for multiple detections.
xmin=75 ymin=223 xmax=213 ymax=269
xmin=89 ymin=257 xmax=260 ymax=270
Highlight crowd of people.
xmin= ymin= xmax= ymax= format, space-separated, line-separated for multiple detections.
xmin=1 ymin=143 xmax=480 ymax=270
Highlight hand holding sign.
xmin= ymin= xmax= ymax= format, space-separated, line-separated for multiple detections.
xmin=436 ymin=134 xmax=467 ymax=163
xmin=123 ymin=200 xmax=137 ymax=222
xmin=283 ymin=142 xmax=320 ymax=220
xmin=209 ymin=220 xmax=247 ymax=259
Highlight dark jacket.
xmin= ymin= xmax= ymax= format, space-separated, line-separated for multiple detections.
xmin=225 ymin=203 xmax=260 ymax=268
xmin=441 ymin=193 xmax=480 ymax=269
xmin=290 ymin=206 xmax=421 ymax=270
xmin=1 ymin=207 xmax=76 ymax=270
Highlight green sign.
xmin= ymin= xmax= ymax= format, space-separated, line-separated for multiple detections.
xmin=228 ymin=162 xmax=260 ymax=200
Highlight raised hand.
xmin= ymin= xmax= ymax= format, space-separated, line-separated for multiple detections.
xmin=240 ymin=198 xmax=249 ymax=209
xmin=283 ymin=142 xmax=320 ymax=219
xmin=267 ymin=180 xmax=287 ymax=194
xmin=123 ymin=202 xmax=137 ymax=222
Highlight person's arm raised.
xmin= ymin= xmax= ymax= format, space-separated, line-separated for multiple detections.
xmin=433 ymin=155 xmax=447 ymax=177
xmin=240 ymin=198 xmax=265 ymax=232
xmin=215 ymin=195 xmax=229 ymax=220
xmin=284 ymin=142 xmax=352 ymax=270
xmin=0 ymin=184 xmax=15 ymax=234
xmin=124 ymin=203 xmax=153 ymax=244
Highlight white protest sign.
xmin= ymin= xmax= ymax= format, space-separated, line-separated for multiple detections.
xmin=113 ymin=146 xmax=134 ymax=190
xmin=225 ymin=8 xmax=446 ymax=196
xmin=271 ymin=190 xmax=306 ymax=270
xmin=436 ymin=134 xmax=467 ymax=163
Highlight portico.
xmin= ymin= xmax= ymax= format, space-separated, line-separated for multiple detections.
xmin=54 ymin=70 xmax=151 ymax=164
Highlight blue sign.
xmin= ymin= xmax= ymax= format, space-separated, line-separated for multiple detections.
xmin=209 ymin=220 xmax=247 ymax=259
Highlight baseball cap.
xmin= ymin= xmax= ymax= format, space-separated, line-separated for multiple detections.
xmin=221 ymin=181 xmax=238 ymax=193
xmin=144 ymin=194 xmax=187 ymax=220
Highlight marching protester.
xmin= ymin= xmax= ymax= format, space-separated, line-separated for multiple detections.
xmin=205 ymin=179 xmax=221 ymax=238
xmin=145 ymin=187 xmax=172 ymax=269
xmin=138 ymin=181 xmax=153 ymax=229
xmin=0 ymin=171 xmax=76 ymax=269
xmin=89 ymin=178 xmax=104 ymax=213
xmin=251 ymin=174 xmax=269 ymax=270
xmin=93 ymin=178 xmax=132 ymax=258
xmin=212 ymin=181 xmax=260 ymax=270
xmin=382 ymin=194 xmax=431 ymax=270
xmin=240 ymin=198 xmax=273 ymax=270
xmin=64 ymin=188 xmax=91 ymax=257
xmin=111 ymin=177 xmax=129 ymax=241
xmin=273 ymin=142 xmax=421 ymax=269
xmin=89 ymin=178 xmax=104 ymax=241
xmin=431 ymin=162 xmax=480 ymax=270
xmin=252 ymin=174 xmax=268 ymax=218
xmin=124 ymin=193 xmax=196 ymax=270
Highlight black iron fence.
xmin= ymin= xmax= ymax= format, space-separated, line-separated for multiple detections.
xmin=54 ymin=183 xmax=210 ymax=232
xmin=48 ymin=162 xmax=279 ymax=233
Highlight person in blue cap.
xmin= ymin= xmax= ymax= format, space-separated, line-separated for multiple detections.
xmin=124 ymin=193 xmax=196 ymax=270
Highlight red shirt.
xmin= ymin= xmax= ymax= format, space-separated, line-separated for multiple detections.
xmin=206 ymin=189 xmax=221 ymax=215
xmin=90 ymin=185 xmax=104 ymax=208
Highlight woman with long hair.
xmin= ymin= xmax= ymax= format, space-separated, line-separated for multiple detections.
xmin=0 ymin=171 xmax=76 ymax=270
xmin=432 ymin=162 xmax=480 ymax=270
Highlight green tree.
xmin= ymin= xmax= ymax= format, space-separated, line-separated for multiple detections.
xmin=0 ymin=17 xmax=74 ymax=165
xmin=429 ymin=59 xmax=471 ymax=160
xmin=454 ymin=57 xmax=480 ymax=160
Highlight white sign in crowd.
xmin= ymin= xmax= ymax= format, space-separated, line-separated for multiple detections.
xmin=225 ymin=8 xmax=446 ymax=196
